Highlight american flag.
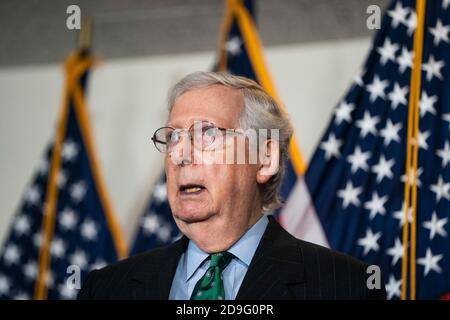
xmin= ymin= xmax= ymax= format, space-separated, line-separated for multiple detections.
xmin=305 ymin=0 xmax=450 ymax=299
xmin=0 ymin=51 xmax=125 ymax=299
xmin=130 ymin=0 xmax=300 ymax=254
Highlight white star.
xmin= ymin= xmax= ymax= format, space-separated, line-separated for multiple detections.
xmin=372 ymin=155 xmax=395 ymax=183
xmin=33 ymin=232 xmax=43 ymax=248
xmin=437 ymin=141 xmax=450 ymax=167
xmin=23 ymin=260 xmax=38 ymax=280
xmin=357 ymin=229 xmax=382 ymax=256
xmin=57 ymin=170 xmax=68 ymax=189
xmin=387 ymin=2 xmax=409 ymax=28
xmin=62 ymin=140 xmax=79 ymax=162
xmin=347 ymin=146 xmax=371 ymax=173
xmin=422 ymin=55 xmax=444 ymax=81
xmin=354 ymin=69 xmax=365 ymax=87
xmin=142 ymin=213 xmax=160 ymax=235
xmin=70 ymin=249 xmax=88 ymax=270
xmin=0 ymin=274 xmax=10 ymax=295
xmin=385 ymin=275 xmax=402 ymax=300
xmin=429 ymin=19 xmax=450 ymax=46
xmin=337 ymin=181 xmax=363 ymax=209
xmin=420 ymin=91 xmax=438 ymax=117
xmin=320 ymin=133 xmax=342 ymax=160
xmin=153 ymin=183 xmax=167 ymax=204
xmin=401 ymin=167 xmax=423 ymax=187
xmin=58 ymin=283 xmax=78 ymax=300
xmin=81 ymin=219 xmax=98 ymax=241
xmin=393 ymin=202 xmax=413 ymax=227
xmin=396 ymin=47 xmax=413 ymax=73
xmin=417 ymin=248 xmax=443 ymax=276
xmin=413 ymin=130 xmax=431 ymax=151
xmin=13 ymin=215 xmax=31 ymax=236
xmin=404 ymin=10 xmax=417 ymax=36
xmin=388 ymin=83 xmax=408 ymax=109
xmin=59 ymin=207 xmax=78 ymax=231
xmin=387 ymin=238 xmax=404 ymax=266
xmin=364 ymin=192 xmax=388 ymax=219
xmin=3 ymin=244 xmax=21 ymax=265
xmin=380 ymin=119 xmax=402 ymax=146
xmin=37 ymin=158 xmax=49 ymax=176
xmin=423 ymin=211 xmax=448 ymax=240
xmin=25 ymin=185 xmax=40 ymax=206
xmin=356 ymin=111 xmax=380 ymax=138
xmin=13 ymin=291 xmax=29 ymax=300
xmin=444 ymin=0 xmax=450 ymax=10
xmin=377 ymin=38 xmax=399 ymax=65
xmin=443 ymin=113 xmax=450 ymax=131
xmin=50 ymin=238 xmax=66 ymax=258
xmin=225 ymin=36 xmax=242 ymax=55
xmin=366 ymin=76 xmax=389 ymax=102
xmin=69 ymin=181 xmax=87 ymax=203
xmin=334 ymin=101 xmax=354 ymax=125
xmin=45 ymin=270 xmax=55 ymax=288
xmin=430 ymin=175 xmax=450 ymax=202
xmin=156 ymin=224 xmax=172 ymax=242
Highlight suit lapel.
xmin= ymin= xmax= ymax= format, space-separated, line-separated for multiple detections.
xmin=236 ymin=216 xmax=305 ymax=300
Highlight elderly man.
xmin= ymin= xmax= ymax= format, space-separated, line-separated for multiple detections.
xmin=78 ymin=72 xmax=386 ymax=300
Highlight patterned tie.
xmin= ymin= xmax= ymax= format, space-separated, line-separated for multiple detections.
xmin=190 ymin=252 xmax=234 ymax=300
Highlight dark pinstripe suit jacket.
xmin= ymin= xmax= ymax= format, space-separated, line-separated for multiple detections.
xmin=78 ymin=216 xmax=386 ymax=300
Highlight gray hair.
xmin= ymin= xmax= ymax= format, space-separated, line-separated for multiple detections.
xmin=167 ymin=71 xmax=293 ymax=213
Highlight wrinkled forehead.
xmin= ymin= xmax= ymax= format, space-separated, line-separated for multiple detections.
xmin=167 ymin=85 xmax=245 ymax=129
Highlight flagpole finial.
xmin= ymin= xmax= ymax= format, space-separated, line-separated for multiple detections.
xmin=78 ymin=16 xmax=93 ymax=52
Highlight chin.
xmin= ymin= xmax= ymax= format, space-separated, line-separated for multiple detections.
xmin=173 ymin=204 xmax=213 ymax=224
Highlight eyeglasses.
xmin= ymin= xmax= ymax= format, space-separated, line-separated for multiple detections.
xmin=151 ymin=121 xmax=242 ymax=153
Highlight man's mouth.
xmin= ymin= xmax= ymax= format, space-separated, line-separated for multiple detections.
xmin=179 ymin=184 xmax=206 ymax=195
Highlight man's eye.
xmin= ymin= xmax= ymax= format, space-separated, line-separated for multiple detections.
xmin=204 ymin=127 xmax=217 ymax=137
xmin=170 ymin=131 xmax=180 ymax=142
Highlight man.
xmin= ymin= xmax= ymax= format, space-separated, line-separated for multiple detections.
xmin=78 ymin=72 xmax=386 ymax=300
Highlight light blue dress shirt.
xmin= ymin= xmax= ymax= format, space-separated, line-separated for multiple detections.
xmin=169 ymin=215 xmax=269 ymax=300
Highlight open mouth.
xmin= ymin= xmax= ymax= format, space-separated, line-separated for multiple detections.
xmin=179 ymin=184 xmax=206 ymax=195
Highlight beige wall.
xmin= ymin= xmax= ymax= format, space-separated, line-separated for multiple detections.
xmin=0 ymin=37 xmax=370 ymax=246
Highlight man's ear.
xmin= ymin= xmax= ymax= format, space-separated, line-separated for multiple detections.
xmin=256 ymin=139 xmax=280 ymax=184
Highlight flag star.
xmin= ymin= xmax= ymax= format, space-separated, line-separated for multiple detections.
xmin=357 ymin=229 xmax=382 ymax=256
xmin=3 ymin=244 xmax=21 ymax=265
xmin=23 ymin=260 xmax=38 ymax=280
xmin=417 ymin=248 xmax=443 ymax=276
xmin=443 ymin=113 xmax=450 ymax=131
xmin=414 ymin=130 xmax=431 ymax=151
xmin=385 ymin=275 xmax=402 ymax=300
xmin=70 ymin=249 xmax=89 ymax=270
xmin=334 ymin=101 xmax=355 ymax=125
xmin=422 ymin=55 xmax=444 ymax=81
xmin=423 ymin=212 xmax=448 ymax=240
xmin=157 ymin=224 xmax=172 ymax=242
xmin=58 ymin=283 xmax=78 ymax=300
xmin=62 ymin=140 xmax=79 ymax=162
xmin=25 ymin=185 xmax=41 ymax=206
xmin=142 ymin=213 xmax=160 ymax=235
xmin=377 ymin=38 xmax=399 ymax=65
xmin=225 ymin=36 xmax=242 ymax=56
xmin=364 ymin=192 xmax=388 ymax=219
xmin=69 ymin=181 xmax=87 ymax=203
xmin=429 ymin=19 xmax=450 ymax=46
xmin=51 ymin=238 xmax=66 ymax=258
xmin=37 ymin=158 xmax=49 ymax=176
xmin=33 ymin=232 xmax=43 ymax=248
xmin=347 ymin=146 xmax=371 ymax=173
xmin=354 ymin=69 xmax=365 ymax=87
xmin=437 ymin=141 xmax=450 ymax=167
xmin=81 ymin=219 xmax=98 ymax=241
xmin=396 ymin=47 xmax=413 ymax=73
xmin=388 ymin=83 xmax=408 ymax=109
xmin=387 ymin=2 xmax=409 ymax=28
xmin=337 ymin=181 xmax=363 ymax=209
xmin=387 ymin=238 xmax=404 ymax=266
xmin=320 ymin=133 xmax=342 ymax=160
xmin=444 ymin=0 xmax=450 ymax=10
xmin=372 ymin=155 xmax=395 ymax=183
xmin=59 ymin=207 xmax=78 ymax=231
xmin=0 ymin=275 xmax=10 ymax=295
xmin=365 ymin=76 xmax=389 ymax=102
xmin=45 ymin=270 xmax=55 ymax=288
xmin=153 ymin=183 xmax=167 ymax=204
xmin=420 ymin=92 xmax=438 ymax=117
xmin=13 ymin=292 xmax=29 ymax=300
xmin=356 ymin=111 xmax=380 ymax=138
xmin=57 ymin=170 xmax=68 ymax=189
xmin=430 ymin=175 xmax=450 ymax=202
xmin=393 ymin=202 xmax=413 ymax=227
xmin=401 ymin=167 xmax=423 ymax=188
xmin=380 ymin=119 xmax=402 ymax=146
xmin=404 ymin=10 xmax=417 ymax=36
xmin=13 ymin=215 xmax=31 ymax=236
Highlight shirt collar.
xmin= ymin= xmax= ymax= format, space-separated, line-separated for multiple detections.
xmin=184 ymin=215 xmax=269 ymax=282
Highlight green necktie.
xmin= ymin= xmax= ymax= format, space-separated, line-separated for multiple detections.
xmin=190 ymin=252 xmax=234 ymax=300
